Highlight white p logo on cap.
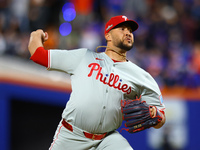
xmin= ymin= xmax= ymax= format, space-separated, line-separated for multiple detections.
xmin=122 ymin=16 xmax=128 ymax=21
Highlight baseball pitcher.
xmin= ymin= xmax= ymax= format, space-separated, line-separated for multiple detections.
xmin=28 ymin=15 xmax=166 ymax=150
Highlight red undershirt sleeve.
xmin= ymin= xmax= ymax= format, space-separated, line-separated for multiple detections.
xmin=30 ymin=47 xmax=49 ymax=68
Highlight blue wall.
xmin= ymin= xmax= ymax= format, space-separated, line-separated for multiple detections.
xmin=0 ymin=83 xmax=200 ymax=150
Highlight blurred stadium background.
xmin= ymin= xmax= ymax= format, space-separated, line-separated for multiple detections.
xmin=0 ymin=0 xmax=200 ymax=150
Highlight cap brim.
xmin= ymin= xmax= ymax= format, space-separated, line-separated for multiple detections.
xmin=116 ymin=20 xmax=139 ymax=32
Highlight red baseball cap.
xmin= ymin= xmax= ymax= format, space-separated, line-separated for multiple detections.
xmin=105 ymin=15 xmax=139 ymax=35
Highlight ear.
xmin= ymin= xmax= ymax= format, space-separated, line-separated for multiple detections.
xmin=105 ymin=32 xmax=112 ymax=42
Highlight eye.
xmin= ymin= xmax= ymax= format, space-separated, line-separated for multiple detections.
xmin=127 ymin=27 xmax=133 ymax=33
xmin=120 ymin=27 xmax=125 ymax=31
xmin=119 ymin=27 xmax=132 ymax=33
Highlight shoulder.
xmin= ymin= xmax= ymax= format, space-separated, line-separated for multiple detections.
xmin=126 ymin=61 xmax=155 ymax=80
xmin=49 ymin=48 xmax=90 ymax=56
xmin=127 ymin=61 xmax=148 ymax=73
xmin=50 ymin=48 xmax=88 ymax=53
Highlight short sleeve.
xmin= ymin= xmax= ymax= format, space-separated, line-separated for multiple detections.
xmin=139 ymin=73 xmax=165 ymax=111
xmin=48 ymin=48 xmax=88 ymax=74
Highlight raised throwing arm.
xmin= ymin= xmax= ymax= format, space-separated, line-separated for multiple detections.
xmin=28 ymin=29 xmax=48 ymax=56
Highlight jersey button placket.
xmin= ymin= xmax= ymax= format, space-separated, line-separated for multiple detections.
xmin=112 ymin=64 xmax=115 ymax=72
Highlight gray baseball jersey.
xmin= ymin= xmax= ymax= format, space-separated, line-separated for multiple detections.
xmin=48 ymin=48 xmax=165 ymax=134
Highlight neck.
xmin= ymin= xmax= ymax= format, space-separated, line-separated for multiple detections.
xmin=105 ymin=46 xmax=127 ymax=62
xmin=96 ymin=46 xmax=127 ymax=62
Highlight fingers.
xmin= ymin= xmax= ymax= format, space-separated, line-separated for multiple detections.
xmin=41 ymin=30 xmax=48 ymax=43
xmin=30 ymin=29 xmax=44 ymax=36
xmin=43 ymin=32 xmax=48 ymax=42
xmin=30 ymin=29 xmax=48 ymax=43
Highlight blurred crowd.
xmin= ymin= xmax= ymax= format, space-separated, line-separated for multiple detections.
xmin=0 ymin=0 xmax=200 ymax=88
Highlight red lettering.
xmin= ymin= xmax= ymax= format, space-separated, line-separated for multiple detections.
xmin=113 ymin=75 xmax=119 ymax=89
xmin=88 ymin=63 xmax=132 ymax=94
xmin=121 ymin=85 xmax=131 ymax=94
xmin=107 ymin=73 xmax=115 ymax=87
xmin=97 ymin=67 xmax=108 ymax=84
xmin=88 ymin=63 xmax=100 ymax=77
xmin=114 ymin=82 xmax=122 ymax=90
xmin=126 ymin=87 xmax=132 ymax=94
xmin=96 ymin=67 xmax=103 ymax=80
xmin=118 ymin=82 xmax=122 ymax=90
xmin=102 ymin=76 xmax=108 ymax=84
xmin=121 ymin=84 xmax=128 ymax=92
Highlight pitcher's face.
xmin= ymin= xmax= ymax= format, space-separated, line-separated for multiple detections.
xmin=109 ymin=23 xmax=134 ymax=51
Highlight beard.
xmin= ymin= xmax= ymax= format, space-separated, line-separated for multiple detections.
xmin=115 ymin=39 xmax=133 ymax=51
